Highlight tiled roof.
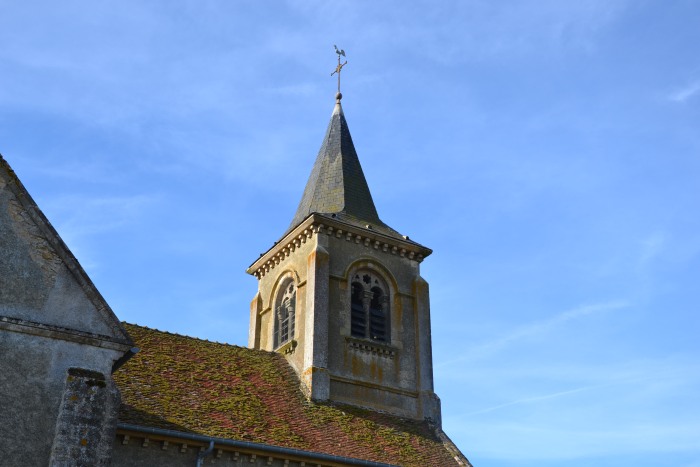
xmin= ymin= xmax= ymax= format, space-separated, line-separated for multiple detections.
xmin=115 ymin=323 xmax=463 ymax=467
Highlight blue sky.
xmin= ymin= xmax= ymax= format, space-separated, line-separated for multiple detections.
xmin=1 ymin=1 xmax=699 ymax=465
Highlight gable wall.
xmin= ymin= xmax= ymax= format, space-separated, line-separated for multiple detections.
xmin=1 ymin=158 xmax=131 ymax=466
xmin=0 ymin=171 xmax=116 ymax=336
xmin=0 ymin=330 xmax=122 ymax=465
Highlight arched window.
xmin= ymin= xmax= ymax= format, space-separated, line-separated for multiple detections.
xmin=350 ymin=271 xmax=389 ymax=343
xmin=274 ymin=280 xmax=296 ymax=348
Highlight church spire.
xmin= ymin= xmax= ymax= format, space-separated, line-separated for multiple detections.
xmin=286 ymin=47 xmax=422 ymax=245
xmin=288 ymin=95 xmax=384 ymax=230
xmin=288 ymin=46 xmax=408 ymax=238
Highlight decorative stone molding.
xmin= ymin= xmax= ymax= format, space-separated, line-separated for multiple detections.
xmin=345 ymin=336 xmax=396 ymax=358
xmin=247 ymin=215 xmax=431 ymax=280
xmin=276 ymin=339 xmax=297 ymax=355
xmin=0 ymin=315 xmax=132 ymax=351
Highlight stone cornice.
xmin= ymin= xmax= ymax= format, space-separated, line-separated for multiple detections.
xmin=0 ymin=315 xmax=134 ymax=352
xmin=246 ymin=214 xmax=432 ymax=279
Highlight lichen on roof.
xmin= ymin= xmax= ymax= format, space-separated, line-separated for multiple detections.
xmin=115 ymin=323 xmax=461 ymax=467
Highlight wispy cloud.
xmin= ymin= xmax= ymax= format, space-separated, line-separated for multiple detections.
xmin=41 ymin=193 xmax=161 ymax=270
xmin=46 ymin=193 xmax=160 ymax=238
xmin=464 ymin=385 xmax=598 ymax=416
xmin=438 ymin=300 xmax=630 ymax=367
xmin=443 ymin=353 xmax=700 ymax=462
xmin=449 ymin=419 xmax=700 ymax=461
xmin=668 ymin=80 xmax=700 ymax=103
xmin=392 ymin=0 xmax=629 ymax=62
xmin=459 ymin=356 xmax=696 ymax=416
xmin=266 ymin=83 xmax=317 ymax=96
xmin=638 ymin=231 xmax=666 ymax=267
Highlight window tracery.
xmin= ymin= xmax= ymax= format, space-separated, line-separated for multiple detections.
xmin=274 ymin=280 xmax=296 ymax=349
xmin=350 ymin=271 xmax=389 ymax=342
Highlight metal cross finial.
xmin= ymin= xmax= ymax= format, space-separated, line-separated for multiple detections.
xmin=331 ymin=45 xmax=347 ymax=95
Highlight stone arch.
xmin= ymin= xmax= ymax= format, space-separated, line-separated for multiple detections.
xmin=343 ymin=258 xmax=399 ymax=295
xmin=267 ymin=268 xmax=300 ymax=309
xmin=270 ymin=270 xmax=299 ymax=349
xmin=345 ymin=261 xmax=395 ymax=343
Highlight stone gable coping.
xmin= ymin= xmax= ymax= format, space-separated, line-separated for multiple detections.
xmin=0 ymin=154 xmax=133 ymax=347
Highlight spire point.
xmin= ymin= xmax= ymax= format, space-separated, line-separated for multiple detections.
xmin=335 ymin=92 xmax=342 ymax=102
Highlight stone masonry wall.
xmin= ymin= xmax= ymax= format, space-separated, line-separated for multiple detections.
xmin=49 ymin=368 xmax=120 ymax=466
xmin=0 ymin=331 xmax=122 ymax=466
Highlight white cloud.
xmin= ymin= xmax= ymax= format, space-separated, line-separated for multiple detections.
xmin=438 ymin=300 xmax=630 ymax=367
xmin=464 ymin=385 xmax=598 ymax=416
xmin=46 ymin=194 xmax=160 ymax=238
xmin=450 ymin=419 xmax=700 ymax=461
xmin=266 ymin=83 xmax=318 ymax=96
xmin=37 ymin=193 xmax=160 ymax=271
xmin=669 ymin=80 xmax=700 ymax=103
xmin=444 ymin=356 xmax=700 ymax=461
xmin=638 ymin=231 xmax=666 ymax=268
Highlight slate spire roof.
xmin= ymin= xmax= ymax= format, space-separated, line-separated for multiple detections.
xmin=289 ymin=95 xmax=402 ymax=240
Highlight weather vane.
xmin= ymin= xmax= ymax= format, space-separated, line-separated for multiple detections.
xmin=331 ymin=45 xmax=347 ymax=96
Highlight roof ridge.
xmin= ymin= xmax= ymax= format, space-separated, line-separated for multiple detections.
xmin=121 ymin=321 xmax=258 ymax=351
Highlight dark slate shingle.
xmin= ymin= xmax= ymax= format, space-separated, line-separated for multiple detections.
xmin=289 ymin=101 xmax=402 ymax=238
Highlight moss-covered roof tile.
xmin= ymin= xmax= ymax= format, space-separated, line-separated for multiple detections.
xmin=114 ymin=323 xmax=462 ymax=466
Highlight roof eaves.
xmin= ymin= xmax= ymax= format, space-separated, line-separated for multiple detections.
xmin=247 ymin=213 xmax=432 ymax=278
xmin=117 ymin=423 xmax=398 ymax=467
xmin=434 ymin=427 xmax=473 ymax=467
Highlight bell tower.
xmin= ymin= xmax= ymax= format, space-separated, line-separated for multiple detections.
xmin=246 ymin=90 xmax=441 ymax=423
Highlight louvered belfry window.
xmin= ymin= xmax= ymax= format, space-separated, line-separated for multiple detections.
xmin=350 ymin=271 xmax=389 ymax=343
xmin=274 ymin=281 xmax=296 ymax=348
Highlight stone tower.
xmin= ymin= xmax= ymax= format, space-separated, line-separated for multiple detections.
xmin=246 ymin=94 xmax=441 ymax=423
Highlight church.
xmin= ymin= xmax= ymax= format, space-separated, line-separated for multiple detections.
xmin=0 ymin=85 xmax=471 ymax=466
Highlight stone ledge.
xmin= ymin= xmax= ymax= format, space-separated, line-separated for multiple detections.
xmin=275 ymin=339 xmax=297 ymax=355
xmin=0 ymin=315 xmax=132 ymax=351
xmin=345 ymin=336 xmax=397 ymax=358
